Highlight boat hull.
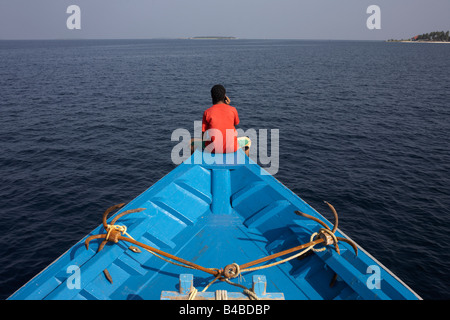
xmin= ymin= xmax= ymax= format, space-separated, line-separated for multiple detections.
xmin=8 ymin=150 xmax=421 ymax=300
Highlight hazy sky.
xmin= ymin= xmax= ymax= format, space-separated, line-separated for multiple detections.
xmin=1 ymin=0 xmax=449 ymax=40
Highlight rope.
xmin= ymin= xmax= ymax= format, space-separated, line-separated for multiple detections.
xmin=216 ymin=290 xmax=228 ymax=300
xmin=223 ymin=279 xmax=259 ymax=300
xmin=188 ymin=287 xmax=198 ymax=300
xmin=188 ymin=264 xmax=259 ymax=300
xmin=188 ymin=273 xmax=222 ymax=300
xmin=86 ymin=202 xmax=358 ymax=300
xmin=238 ymin=228 xmax=338 ymax=274
xmin=105 ymin=224 xmax=131 ymax=241
xmin=107 ymin=223 xmax=219 ymax=272
xmin=240 ymin=246 xmax=314 ymax=273
xmin=310 ymin=228 xmax=339 ymax=252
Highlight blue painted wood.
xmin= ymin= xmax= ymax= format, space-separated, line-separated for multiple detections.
xmin=252 ymin=275 xmax=267 ymax=296
xmin=8 ymin=149 xmax=421 ymax=300
xmin=179 ymin=274 xmax=193 ymax=295
xmin=211 ymin=169 xmax=232 ymax=215
xmin=161 ymin=273 xmax=284 ymax=300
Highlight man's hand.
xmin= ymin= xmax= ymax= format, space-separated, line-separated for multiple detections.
xmin=224 ymin=95 xmax=231 ymax=105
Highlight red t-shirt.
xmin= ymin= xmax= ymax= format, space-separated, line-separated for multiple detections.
xmin=202 ymin=103 xmax=240 ymax=153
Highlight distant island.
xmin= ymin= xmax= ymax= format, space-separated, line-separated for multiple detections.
xmin=188 ymin=36 xmax=237 ymax=40
xmin=388 ymin=30 xmax=450 ymax=43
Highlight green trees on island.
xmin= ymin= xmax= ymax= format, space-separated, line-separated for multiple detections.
xmin=413 ymin=30 xmax=450 ymax=42
xmin=388 ymin=31 xmax=450 ymax=42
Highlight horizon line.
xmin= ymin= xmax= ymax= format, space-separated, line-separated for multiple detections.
xmin=0 ymin=37 xmax=387 ymax=41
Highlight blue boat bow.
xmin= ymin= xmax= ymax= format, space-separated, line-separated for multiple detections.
xmin=8 ymin=149 xmax=421 ymax=300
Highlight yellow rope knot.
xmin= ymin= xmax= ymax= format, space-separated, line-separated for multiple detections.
xmin=310 ymin=228 xmax=339 ymax=252
xmin=223 ymin=263 xmax=240 ymax=279
xmin=188 ymin=287 xmax=198 ymax=300
xmin=105 ymin=224 xmax=131 ymax=242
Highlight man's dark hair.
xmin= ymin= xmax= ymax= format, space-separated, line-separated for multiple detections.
xmin=211 ymin=84 xmax=226 ymax=104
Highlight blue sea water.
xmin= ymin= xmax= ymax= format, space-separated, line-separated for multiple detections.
xmin=0 ymin=39 xmax=449 ymax=300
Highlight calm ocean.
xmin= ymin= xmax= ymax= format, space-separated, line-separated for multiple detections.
xmin=0 ymin=39 xmax=449 ymax=299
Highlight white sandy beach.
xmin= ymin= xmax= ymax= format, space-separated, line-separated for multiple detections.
xmin=398 ymin=41 xmax=450 ymax=44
